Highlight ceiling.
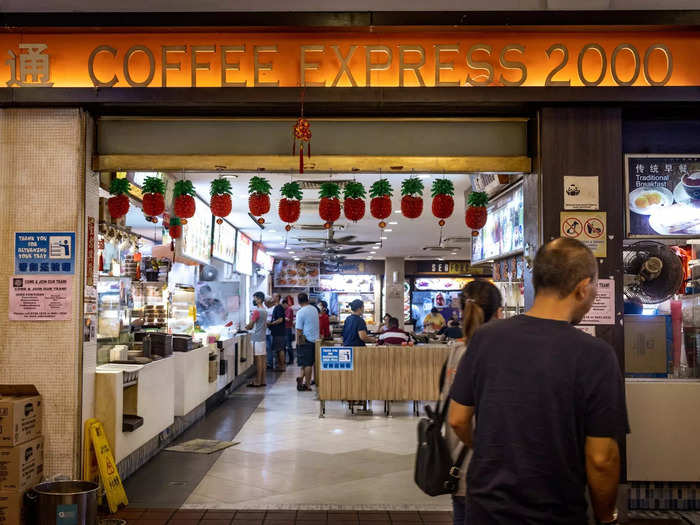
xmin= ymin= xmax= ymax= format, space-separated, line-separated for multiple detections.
xmin=186 ymin=171 xmax=473 ymax=262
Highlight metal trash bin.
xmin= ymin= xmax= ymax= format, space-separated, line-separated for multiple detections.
xmin=33 ymin=481 xmax=98 ymax=525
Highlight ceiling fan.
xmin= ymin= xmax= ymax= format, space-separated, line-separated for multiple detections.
xmin=296 ymin=228 xmax=375 ymax=247
xmin=302 ymin=244 xmax=368 ymax=256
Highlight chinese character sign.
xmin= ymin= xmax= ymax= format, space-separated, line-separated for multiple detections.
xmin=15 ymin=232 xmax=76 ymax=274
xmin=626 ymin=155 xmax=700 ymax=236
xmin=6 ymin=44 xmax=53 ymax=87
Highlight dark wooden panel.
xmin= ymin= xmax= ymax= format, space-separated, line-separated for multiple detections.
xmin=623 ymin=119 xmax=700 ymax=153
xmin=539 ymin=107 xmax=624 ymax=367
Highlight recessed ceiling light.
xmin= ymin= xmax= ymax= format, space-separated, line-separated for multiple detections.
xmin=293 ymin=257 xmax=300 ymax=260
xmin=394 ymin=210 xmax=401 ymax=214
xmin=389 ymin=221 xmax=398 ymax=225
xmin=370 ymin=251 xmax=376 ymax=254
xmin=368 ymin=256 xmax=374 ymax=260
xmin=384 ymin=229 xmax=393 ymax=232
xmin=380 ymin=236 xmax=388 ymax=240
xmin=267 ymin=229 xmax=276 ymax=233
xmin=419 ymin=174 xmax=430 ymax=179
xmin=451 ymin=252 xmax=458 ymax=255
xmin=288 ymin=251 xmax=295 ymax=254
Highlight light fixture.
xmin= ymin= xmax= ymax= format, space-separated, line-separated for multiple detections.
xmin=384 ymin=229 xmax=393 ymax=232
xmin=394 ymin=210 xmax=401 ymax=214
xmin=380 ymin=236 xmax=388 ymax=240
xmin=419 ymin=174 xmax=430 ymax=179
xmin=389 ymin=221 xmax=398 ymax=225
xmin=288 ymin=251 xmax=295 ymax=254
xmin=370 ymin=251 xmax=376 ymax=254
xmin=267 ymin=229 xmax=277 ymax=233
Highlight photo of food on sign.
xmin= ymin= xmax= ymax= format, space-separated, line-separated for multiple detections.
xmin=627 ymin=156 xmax=700 ymax=236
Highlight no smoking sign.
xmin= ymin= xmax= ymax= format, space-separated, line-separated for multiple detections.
xmin=560 ymin=211 xmax=607 ymax=257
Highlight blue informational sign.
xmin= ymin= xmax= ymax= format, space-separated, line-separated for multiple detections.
xmin=56 ymin=504 xmax=78 ymax=525
xmin=15 ymin=232 xmax=76 ymax=275
xmin=320 ymin=346 xmax=354 ymax=371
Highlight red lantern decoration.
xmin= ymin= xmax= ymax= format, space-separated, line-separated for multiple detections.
xmin=465 ymin=191 xmax=489 ymax=236
xmin=343 ymin=181 xmax=366 ymax=222
xmin=401 ymin=177 xmax=424 ymax=219
xmin=293 ymin=118 xmax=312 ymax=174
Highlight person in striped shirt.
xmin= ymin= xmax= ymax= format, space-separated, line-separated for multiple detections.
xmin=377 ymin=317 xmax=411 ymax=345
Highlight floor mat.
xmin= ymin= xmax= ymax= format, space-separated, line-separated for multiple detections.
xmin=165 ymin=439 xmax=240 ymax=454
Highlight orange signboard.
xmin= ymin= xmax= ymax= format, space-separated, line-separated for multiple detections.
xmin=1 ymin=30 xmax=697 ymax=88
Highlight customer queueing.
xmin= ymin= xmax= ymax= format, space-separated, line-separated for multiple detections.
xmin=318 ymin=300 xmax=332 ymax=340
xmin=268 ymin=293 xmax=287 ymax=372
xmin=295 ymin=293 xmax=319 ymax=392
xmin=284 ymin=297 xmax=295 ymax=365
xmin=246 ymin=291 xmax=268 ymax=388
xmin=439 ymin=281 xmax=503 ymax=525
xmin=448 ymin=238 xmax=627 ymax=525
xmin=342 ymin=299 xmax=376 ymax=346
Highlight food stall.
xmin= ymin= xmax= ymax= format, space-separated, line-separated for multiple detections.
xmin=410 ymin=276 xmax=473 ymax=332
xmin=622 ymin=155 xmax=700 ymax=488
xmin=318 ymin=274 xmax=379 ymax=324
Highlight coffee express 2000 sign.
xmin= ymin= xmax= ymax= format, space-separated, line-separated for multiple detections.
xmin=86 ymin=42 xmax=672 ymax=88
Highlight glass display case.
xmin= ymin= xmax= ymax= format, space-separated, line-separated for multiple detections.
xmin=97 ymin=276 xmax=133 ymax=364
xmin=337 ymin=292 xmax=375 ymax=323
xmin=169 ymin=285 xmax=196 ymax=335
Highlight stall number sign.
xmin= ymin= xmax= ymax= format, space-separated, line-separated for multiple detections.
xmin=321 ymin=347 xmax=354 ymax=370
xmin=15 ymin=232 xmax=75 ymax=274
xmin=560 ymin=212 xmax=607 ymax=257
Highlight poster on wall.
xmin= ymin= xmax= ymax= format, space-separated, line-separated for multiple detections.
xmin=471 ymin=184 xmax=524 ymax=264
xmin=560 ymin=211 xmax=607 ymax=257
xmin=564 ymin=176 xmax=599 ymax=210
xmin=581 ymin=279 xmax=615 ymax=325
xmin=235 ymin=232 xmax=253 ymax=276
xmin=9 ymin=275 xmax=73 ymax=321
xmin=626 ymin=154 xmax=700 ymax=237
xmin=319 ymin=274 xmax=373 ymax=292
xmin=274 ymin=260 xmax=320 ymax=288
xmin=15 ymin=232 xmax=76 ymax=275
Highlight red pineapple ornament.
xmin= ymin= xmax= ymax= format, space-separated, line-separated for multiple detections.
xmin=142 ymin=176 xmax=166 ymax=221
xmin=318 ymin=182 xmax=341 ymax=228
xmin=431 ymin=178 xmax=455 ymax=227
xmin=173 ymin=180 xmax=196 ymax=222
xmin=248 ymin=176 xmax=272 ymax=224
xmin=107 ymin=178 xmax=131 ymax=219
xmin=279 ymin=181 xmax=303 ymax=231
xmin=369 ymin=179 xmax=393 ymax=228
xmin=343 ymin=181 xmax=366 ymax=222
xmin=400 ymin=177 xmax=424 ymax=219
xmin=293 ymin=118 xmax=312 ymax=173
xmin=169 ymin=217 xmax=182 ymax=239
xmin=210 ymin=177 xmax=233 ymax=224
xmin=465 ymin=191 xmax=489 ymax=236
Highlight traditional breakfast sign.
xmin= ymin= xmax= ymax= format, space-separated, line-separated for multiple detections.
xmin=0 ymin=30 xmax=694 ymax=88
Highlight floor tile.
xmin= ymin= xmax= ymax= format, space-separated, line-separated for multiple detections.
xmin=135 ymin=519 xmax=169 ymax=525
xmin=200 ymin=520 xmax=234 ymax=525
xmin=168 ymin=520 xmax=201 ymax=525
xmin=204 ymin=511 xmax=237 ymax=519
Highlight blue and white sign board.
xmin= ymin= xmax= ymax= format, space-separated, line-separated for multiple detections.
xmin=15 ymin=232 xmax=76 ymax=274
xmin=321 ymin=346 xmax=354 ymax=371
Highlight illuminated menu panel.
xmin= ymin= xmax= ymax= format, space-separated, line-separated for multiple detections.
xmin=254 ymin=245 xmax=274 ymax=272
xmin=471 ymin=184 xmax=524 ymax=264
xmin=235 ymin=232 xmax=253 ymax=276
xmin=181 ymin=197 xmax=212 ymax=264
xmin=212 ymin=220 xmax=236 ymax=264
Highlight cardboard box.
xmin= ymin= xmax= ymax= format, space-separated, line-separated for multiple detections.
xmin=624 ymin=314 xmax=672 ymax=377
xmin=0 ymin=437 xmax=43 ymax=492
xmin=0 ymin=387 xmax=42 ymax=447
xmin=0 ymin=491 xmax=22 ymax=525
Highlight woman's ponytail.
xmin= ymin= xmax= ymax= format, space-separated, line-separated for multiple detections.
xmin=462 ymin=300 xmax=485 ymax=340
xmin=460 ymin=280 xmax=503 ymax=340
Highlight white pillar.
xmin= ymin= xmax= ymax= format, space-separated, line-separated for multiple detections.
xmin=383 ymin=257 xmax=405 ymax=329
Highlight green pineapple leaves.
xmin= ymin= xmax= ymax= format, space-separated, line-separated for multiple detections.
xmin=248 ymin=176 xmax=272 ymax=196
xmin=109 ymin=178 xmax=131 ymax=196
xmin=401 ymin=177 xmax=424 ymax=197
xmin=142 ymin=176 xmax=166 ymax=195
xmin=431 ymin=178 xmax=455 ymax=198
xmin=369 ymin=179 xmax=393 ymax=198
xmin=281 ymin=181 xmax=303 ymax=200
xmin=467 ymin=191 xmax=489 ymax=207
xmin=210 ymin=177 xmax=233 ymax=196
xmin=173 ymin=179 xmax=196 ymax=198
xmin=319 ymin=182 xmax=341 ymax=199
xmin=343 ymin=181 xmax=366 ymax=199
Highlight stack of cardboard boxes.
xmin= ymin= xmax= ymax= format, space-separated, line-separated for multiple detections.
xmin=0 ymin=386 xmax=44 ymax=525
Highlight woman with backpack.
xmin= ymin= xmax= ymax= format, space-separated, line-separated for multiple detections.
xmin=441 ymin=281 xmax=503 ymax=525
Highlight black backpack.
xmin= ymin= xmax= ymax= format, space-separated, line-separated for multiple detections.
xmin=414 ymin=362 xmax=469 ymax=497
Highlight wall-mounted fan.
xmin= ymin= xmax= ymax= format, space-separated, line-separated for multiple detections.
xmin=623 ymin=241 xmax=684 ymax=304
xmin=200 ymin=264 xmax=219 ymax=282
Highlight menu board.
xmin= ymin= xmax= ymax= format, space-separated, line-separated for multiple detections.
xmin=319 ymin=274 xmax=374 ymax=292
xmin=626 ymin=155 xmax=700 ymax=237
xmin=254 ymin=244 xmax=274 ymax=272
xmin=235 ymin=232 xmax=253 ymax=276
xmin=413 ymin=277 xmax=473 ymax=291
xmin=471 ymin=184 xmax=524 ymax=264
xmin=181 ymin=197 xmax=212 ymax=264
xmin=274 ymin=260 xmax=320 ymax=288
xmin=212 ymin=219 xmax=236 ymax=263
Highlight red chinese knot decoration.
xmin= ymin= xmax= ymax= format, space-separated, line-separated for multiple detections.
xmin=293 ymin=118 xmax=312 ymax=173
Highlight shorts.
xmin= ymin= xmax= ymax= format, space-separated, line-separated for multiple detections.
xmin=253 ymin=340 xmax=267 ymax=356
xmin=297 ymin=342 xmax=316 ymax=367
xmin=272 ymin=335 xmax=286 ymax=352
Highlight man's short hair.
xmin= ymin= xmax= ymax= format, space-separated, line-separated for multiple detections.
xmin=533 ymin=238 xmax=597 ymax=297
xmin=298 ymin=292 xmax=309 ymax=304
xmin=431 ymin=307 xmax=438 ymax=314
xmin=253 ymin=291 xmax=265 ymax=302
xmin=388 ymin=317 xmax=399 ymax=329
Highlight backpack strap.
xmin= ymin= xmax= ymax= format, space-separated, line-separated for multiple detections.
xmin=448 ymin=445 xmax=470 ymax=480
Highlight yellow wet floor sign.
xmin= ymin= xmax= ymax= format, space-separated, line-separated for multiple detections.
xmin=83 ymin=419 xmax=128 ymax=513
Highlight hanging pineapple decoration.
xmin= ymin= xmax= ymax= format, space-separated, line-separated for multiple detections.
xmin=107 ymin=178 xmax=131 ymax=220
xmin=248 ymin=176 xmax=272 ymax=225
xmin=465 ymin=191 xmax=489 ymax=236
xmin=279 ymin=181 xmax=303 ymax=231
xmin=293 ymin=118 xmax=312 ymax=174
xmin=369 ymin=178 xmax=393 ymax=229
xmin=168 ymin=217 xmax=182 ymax=250
xmin=431 ymin=178 xmax=456 ymax=227
xmin=210 ymin=177 xmax=233 ymax=224
xmin=173 ymin=180 xmax=196 ymax=224
xmin=318 ymin=182 xmax=341 ymax=229
xmin=343 ymin=181 xmax=366 ymax=222
xmin=142 ymin=176 xmax=166 ymax=222
xmin=401 ymin=176 xmax=425 ymax=219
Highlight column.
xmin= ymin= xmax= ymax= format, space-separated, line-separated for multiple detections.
xmin=383 ymin=257 xmax=405 ymax=329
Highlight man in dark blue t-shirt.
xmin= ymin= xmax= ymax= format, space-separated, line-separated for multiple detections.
xmin=449 ymin=238 xmax=627 ymax=525
xmin=342 ymin=299 xmax=375 ymax=347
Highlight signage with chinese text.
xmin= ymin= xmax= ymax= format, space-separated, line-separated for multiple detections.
xmin=15 ymin=232 xmax=75 ymax=275
xmin=0 ymin=31 xmax=692 ymax=88
xmin=626 ymin=154 xmax=700 ymax=237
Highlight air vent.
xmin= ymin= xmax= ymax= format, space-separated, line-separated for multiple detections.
xmin=298 ymin=179 xmax=353 ymax=190
xmin=422 ymin=246 xmax=461 ymax=252
xmin=444 ymin=237 xmax=470 ymax=244
xmin=296 ymin=223 xmax=345 ymax=231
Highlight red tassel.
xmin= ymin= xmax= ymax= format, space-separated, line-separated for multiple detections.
xmin=307 ymin=142 xmax=311 ymax=159
xmin=299 ymin=147 xmax=304 ymax=173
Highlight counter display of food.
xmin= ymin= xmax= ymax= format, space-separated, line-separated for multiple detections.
xmin=315 ymin=342 xmax=450 ymax=418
